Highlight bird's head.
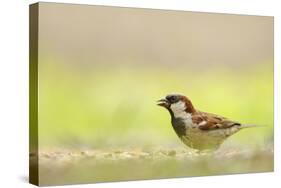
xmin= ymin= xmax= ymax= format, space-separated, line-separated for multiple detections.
xmin=157 ymin=94 xmax=196 ymax=117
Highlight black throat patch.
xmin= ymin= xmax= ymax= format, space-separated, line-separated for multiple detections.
xmin=171 ymin=117 xmax=187 ymax=137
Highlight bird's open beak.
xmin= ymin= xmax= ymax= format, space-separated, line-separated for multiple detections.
xmin=157 ymin=98 xmax=170 ymax=108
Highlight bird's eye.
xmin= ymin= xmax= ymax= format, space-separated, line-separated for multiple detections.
xmin=167 ymin=95 xmax=177 ymax=103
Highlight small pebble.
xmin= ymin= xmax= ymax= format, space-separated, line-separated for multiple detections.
xmin=167 ymin=150 xmax=176 ymax=156
xmin=104 ymin=153 xmax=113 ymax=158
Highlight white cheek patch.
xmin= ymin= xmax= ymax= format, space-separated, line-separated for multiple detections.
xmin=170 ymin=101 xmax=186 ymax=111
xmin=170 ymin=101 xmax=188 ymax=118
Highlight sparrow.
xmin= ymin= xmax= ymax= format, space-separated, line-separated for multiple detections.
xmin=157 ymin=94 xmax=256 ymax=151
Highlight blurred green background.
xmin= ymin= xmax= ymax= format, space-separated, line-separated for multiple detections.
xmin=38 ymin=3 xmax=273 ymax=149
xmin=35 ymin=3 xmax=273 ymax=185
xmin=38 ymin=60 xmax=273 ymax=149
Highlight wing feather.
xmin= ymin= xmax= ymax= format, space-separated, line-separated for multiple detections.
xmin=192 ymin=111 xmax=241 ymax=130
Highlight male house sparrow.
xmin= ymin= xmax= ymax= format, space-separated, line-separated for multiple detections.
xmin=157 ymin=94 xmax=255 ymax=151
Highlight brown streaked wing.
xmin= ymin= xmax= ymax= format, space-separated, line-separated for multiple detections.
xmin=192 ymin=111 xmax=241 ymax=130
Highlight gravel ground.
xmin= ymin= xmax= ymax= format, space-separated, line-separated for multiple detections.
xmin=31 ymin=145 xmax=273 ymax=186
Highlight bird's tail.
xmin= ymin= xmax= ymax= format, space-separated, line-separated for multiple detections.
xmin=241 ymin=124 xmax=265 ymax=129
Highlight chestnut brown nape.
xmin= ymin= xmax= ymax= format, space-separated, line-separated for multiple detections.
xmin=180 ymin=95 xmax=196 ymax=113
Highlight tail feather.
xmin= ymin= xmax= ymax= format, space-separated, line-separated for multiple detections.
xmin=241 ymin=124 xmax=264 ymax=128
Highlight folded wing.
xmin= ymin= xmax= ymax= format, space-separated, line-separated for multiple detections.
xmin=192 ymin=111 xmax=241 ymax=130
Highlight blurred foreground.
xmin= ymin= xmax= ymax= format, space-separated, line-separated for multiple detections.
xmin=34 ymin=144 xmax=273 ymax=186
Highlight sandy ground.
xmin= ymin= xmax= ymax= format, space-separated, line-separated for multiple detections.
xmin=30 ymin=144 xmax=273 ymax=186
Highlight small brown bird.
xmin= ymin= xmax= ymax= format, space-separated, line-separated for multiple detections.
xmin=157 ymin=94 xmax=256 ymax=151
